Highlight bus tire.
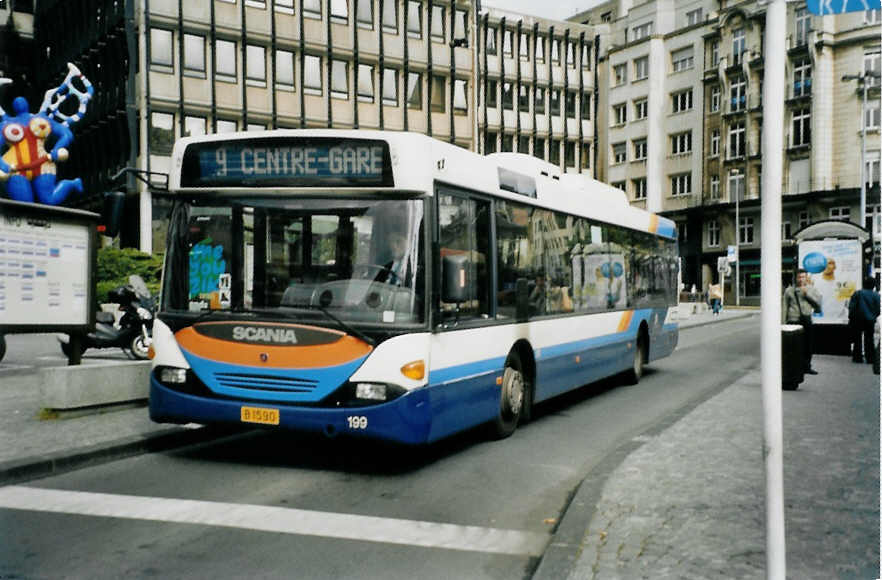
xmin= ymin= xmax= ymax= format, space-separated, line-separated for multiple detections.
xmin=492 ymin=351 xmax=527 ymax=439
xmin=624 ymin=332 xmax=647 ymax=385
xmin=0 ymin=334 xmax=5 ymax=363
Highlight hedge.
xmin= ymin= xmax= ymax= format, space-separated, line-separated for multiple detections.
xmin=96 ymin=247 xmax=163 ymax=304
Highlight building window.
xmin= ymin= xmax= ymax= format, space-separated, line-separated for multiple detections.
xmin=357 ymin=63 xmax=374 ymax=102
xmin=149 ymin=111 xmax=174 ymax=156
xmin=582 ymin=44 xmax=591 ymax=70
xmin=830 ymin=206 xmax=851 ymax=221
xmin=431 ymin=75 xmax=445 ymax=112
xmin=183 ymin=34 xmax=205 ymax=75
xmin=798 ymin=211 xmax=810 ymax=230
xmin=184 ymin=115 xmax=206 ymax=137
xmin=671 ymin=131 xmax=692 ymax=155
xmin=710 ymin=40 xmax=719 ymax=67
xmin=246 ymin=44 xmax=266 ymax=86
xmin=382 ymin=0 xmax=398 ymax=32
xmin=383 ymin=68 xmax=398 ymax=106
xmin=795 ymin=7 xmax=810 ymax=46
xmin=672 ymin=89 xmax=693 ymax=113
xmin=216 ymin=119 xmax=237 ymax=133
xmin=866 ymin=10 xmax=882 ymax=25
xmin=634 ymin=98 xmax=648 ymax=120
xmin=730 ymin=75 xmax=746 ymax=111
xmin=865 ymin=50 xmax=881 ymax=87
xmin=708 ymin=220 xmax=720 ymax=247
xmin=729 ymin=169 xmax=745 ymax=201
xmin=732 ymin=27 xmax=745 ymax=65
xmin=150 ymin=28 xmax=173 ymax=69
xmin=792 ymin=107 xmax=811 ymax=147
xmin=408 ymin=2 xmax=422 ymax=38
xmin=275 ymin=0 xmax=294 ymax=13
xmin=613 ymin=103 xmax=627 ymax=125
xmin=502 ymin=134 xmax=514 ymax=152
xmin=671 ymin=173 xmax=691 ymax=196
xmin=611 ymin=181 xmax=626 ymax=192
xmin=519 ymin=85 xmax=531 ymax=110
xmin=580 ymin=93 xmax=591 ymax=120
xmin=330 ymin=0 xmax=348 ymax=23
xmin=710 ymin=86 xmax=720 ymax=112
xmin=534 ymin=137 xmax=545 ymax=159
xmin=303 ymin=0 xmax=321 ymax=18
xmin=276 ymin=50 xmax=295 ymax=89
xmin=518 ymin=136 xmax=530 ymax=153
xmin=535 ymin=35 xmax=545 ymax=63
xmin=711 ymin=129 xmax=720 ymax=157
xmin=550 ymin=89 xmax=561 ymax=117
xmin=454 ymin=79 xmax=468 ymax=112
xmin=502 ymin=82 xmax=514 ymax=110
xmin=331 ymin=60 xmax=349 ymax=99
xmin=631 ymin=22 xmax=652 ymax=41
xmin=793 ymin=57 xmax=812 ymax=97
xmin=356 ymin=0 xmax=373 ymax=28
xmin=550 ymin=139 xmax=561 ymax=165
xmin=865 ymin=99 xmax=881 ymax=130
xmin=678 ymin=222 xmax=689 ymax=242
xmin=633 ymin=178 xmax=647 ymax=199
xmin=503 ymin=30 xmax=513 ymax=56
xmin=430 ymin=5 xmax=445 ymax=42
xmin=867 ymin=152 xmax=881 ymax=186
xmin=565 ymin=141 xmax=576 ymax=166
xmin=304 ymin=54 xmax=322 ymax=94
xmin=455 ymin=11 xmax=469 ymax=46
xmin=866 ymin=204 xmax=881 ymax=235
xmin=486 ymin=28 xmax=497 ymax=55
xmin=686 ymin=8 xmax=702 ymax=26
xmin=739 ymin=216 xmax=754 ymax=244
xmin=551 ymin=38 xmax=560 ymax=63
xmin=486 ymin=79 xmax=498 ymax=109
xmin=633 ymin=138 xmax=647 ymax=160
xmin=710 ymin=175 xmax=720 ymax=199
xmin=519 ymin=32 xmax=529 ymax=60
xmin=407 ymin=72 xmax=422 ymax=109
xmin=634 ymin=56 xmax=648 ymax=80
xmin=486 ymin=131 xmax=498 ymax=153
xmin=567 ymin=41 xmax=576 ymax=68
xmin=581 ymin=142 xmax=591 ymax=169
xmin=729 ymin=121 xmax=745 ymax=158
xmin=782 ymin=221 xmax=792 ymax=240
xmin=535 ymin=87 xmax=545 ymax=114
xmin=612 ymin=142 xmax=627 ymax=164
xmin=216 ymin=39 xmax=237 ymax=81
xmin=671 ymin=46 xmax=694 ymax=72
xmin=613 ymin=63 xmax=627 ymax=86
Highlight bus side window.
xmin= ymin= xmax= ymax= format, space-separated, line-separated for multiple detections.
xmin=438 ymin=193 xmax=490 ymax=321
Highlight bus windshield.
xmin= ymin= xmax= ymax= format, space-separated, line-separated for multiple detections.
xmin=162 ymin=196 xmax=426 ymax=327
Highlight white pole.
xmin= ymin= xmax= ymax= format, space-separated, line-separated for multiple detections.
xmin=736 ymin=189 xmax=740 ymax=306
xmin=860 ymin=78 xmax=867 ymax=233
xmin=472 ymin=1 xmax=481 ymax=153
xmin=761 ymin=0 xmax=786 ymax=578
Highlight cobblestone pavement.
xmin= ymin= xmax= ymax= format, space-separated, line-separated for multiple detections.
xmin=566 ymin=353 xmax=879 ymax=580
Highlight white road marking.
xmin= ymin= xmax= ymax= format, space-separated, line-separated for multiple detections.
xmin=0 ymin=486 xmax=548 ymax=556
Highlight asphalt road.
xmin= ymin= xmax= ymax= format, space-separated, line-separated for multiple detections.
xmin=0 ymin=318 xmax=761 ymax=580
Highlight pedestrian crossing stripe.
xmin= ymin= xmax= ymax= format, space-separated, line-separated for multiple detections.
xmin=0 ymin=485 xmax=548 ymax=556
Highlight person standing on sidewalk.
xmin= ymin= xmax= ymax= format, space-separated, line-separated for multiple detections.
xmin=783 ymin=269 xmax=822 ymax=375
xmin=709 ymin=284 xmax=723 ymax=316
xmin=848 ymin=277 xmax=880 ymax=364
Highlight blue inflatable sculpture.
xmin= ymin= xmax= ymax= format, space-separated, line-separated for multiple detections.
xmin=0 ymin=63 xmax=93 ymax=205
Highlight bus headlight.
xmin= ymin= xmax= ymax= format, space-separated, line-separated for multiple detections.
xmin=355 ymin=383 xmax=387 ymax=401
xmin=159 ymin=367 xmax=188 ymax=384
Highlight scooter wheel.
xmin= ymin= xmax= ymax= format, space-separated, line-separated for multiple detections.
xmin=130 ymin=334 xmax=150 ymax=360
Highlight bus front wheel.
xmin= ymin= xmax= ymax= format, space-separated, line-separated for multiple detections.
xmin=492 ymin=351 xmax=527 ymax=439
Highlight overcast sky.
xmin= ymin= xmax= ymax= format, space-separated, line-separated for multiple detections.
xmin=480 ymin=0 xmax=606 ymax=20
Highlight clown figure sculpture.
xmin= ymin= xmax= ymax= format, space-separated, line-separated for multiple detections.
xmin=0 ymin=63 xmax=93 ymax=206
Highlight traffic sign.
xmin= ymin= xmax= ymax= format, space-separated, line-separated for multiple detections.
xmin=806 ymin=0 xmax=881 ymax=15
xmin=717 ymin=256 xmax=731 ymax=275
xmin=727 ymin=245 xmax=738 ymax=264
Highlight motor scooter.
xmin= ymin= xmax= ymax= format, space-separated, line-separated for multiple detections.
xmin=59 ymin=275 xmax=155 ymax=360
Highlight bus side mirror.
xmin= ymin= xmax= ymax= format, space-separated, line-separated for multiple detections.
xmin=442 ymin=254 xmax=470 ymax=303
xmin=101 ymin=191 xmax=125 ymax=238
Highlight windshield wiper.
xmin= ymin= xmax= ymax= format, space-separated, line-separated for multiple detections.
xmin=244 ymin=306 xmax=376 ymax=347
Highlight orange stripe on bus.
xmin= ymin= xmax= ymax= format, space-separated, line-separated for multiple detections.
xmin=648 ymin=214 xmax=659 ymax=234
xmin=617 ymin=311 xmax=634 ymax=333
xmin=175 ymin=326 xmax=373 ymax=369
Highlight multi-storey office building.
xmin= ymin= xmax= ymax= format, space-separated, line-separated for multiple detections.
xmin=575 ymin=0 xmax=881 ymax=304
xmin=21 ymin=0 xmax=596 ymax=253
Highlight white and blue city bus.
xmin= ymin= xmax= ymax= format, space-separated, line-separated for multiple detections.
xmin=149 ymin=130 xmax=679 ymax=443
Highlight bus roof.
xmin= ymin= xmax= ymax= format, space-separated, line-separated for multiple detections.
xmin=170 ymin=129 xmax=676 ymax=240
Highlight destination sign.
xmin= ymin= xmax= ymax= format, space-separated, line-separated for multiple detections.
xmin=180 ymin=137 xmax=394 ymax=188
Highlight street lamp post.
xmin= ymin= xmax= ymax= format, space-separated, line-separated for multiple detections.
xmin=843 ymin=71 xmax=881 ymax=234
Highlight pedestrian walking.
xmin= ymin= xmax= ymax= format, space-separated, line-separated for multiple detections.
xmin=848 ymin=277 xmax=880 ymax=364
xmin=709 ymin=284 xmax=723 ymax=316
xmin=783 ymin=269 xmax=822 ymax=375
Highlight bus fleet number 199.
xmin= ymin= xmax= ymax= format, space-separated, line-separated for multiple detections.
xmin=347 ymin=416 xmax=368 ymax=429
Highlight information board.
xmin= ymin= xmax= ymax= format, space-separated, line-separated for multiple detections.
xmin=0 ymin=215 xmax=91 ymax=326
xmin=797 ymin=239 xmax=862 ymax=325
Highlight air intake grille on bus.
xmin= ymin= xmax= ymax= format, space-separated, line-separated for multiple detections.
xmin=212 ymin=372 xmax=319 ymax=393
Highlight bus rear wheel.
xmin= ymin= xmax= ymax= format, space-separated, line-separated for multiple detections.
xmin=492 ymin=351 xmax=527 ymax=439
xmin=624 ymin=333 xmax=646 ymax=385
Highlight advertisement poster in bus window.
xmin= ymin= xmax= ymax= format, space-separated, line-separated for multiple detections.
xmin=576 ymin=245 xmax=627 ymax=310
xmin=798 ymin=239 xmax=861 ymax=325
xmin=188 ymin=214 xmax=233 ymax=310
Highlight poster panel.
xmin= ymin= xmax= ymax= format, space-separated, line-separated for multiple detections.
xmin=797 ymin=239 xmax=861 ymax=325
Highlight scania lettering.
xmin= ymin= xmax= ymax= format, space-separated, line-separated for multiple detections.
xmin=150 ymin=130 xmax=679 ymax=445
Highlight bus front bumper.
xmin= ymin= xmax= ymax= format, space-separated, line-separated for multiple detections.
xmin=149 ymin=376 xmax=433 ymax=445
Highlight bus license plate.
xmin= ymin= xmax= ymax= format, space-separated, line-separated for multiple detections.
xmin=240 ymin=406 xmax=280 ymax=425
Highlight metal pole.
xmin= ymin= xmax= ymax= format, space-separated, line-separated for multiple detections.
xmin=860 ymin=77 xmax=867 ymax=233
xmin=472 ymin=0 xmax=481 ymax=153
xmin=761 ymin=0 xmax=786 ymax=577
xmin=736 ymin=186 xmax=740 ymax=306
